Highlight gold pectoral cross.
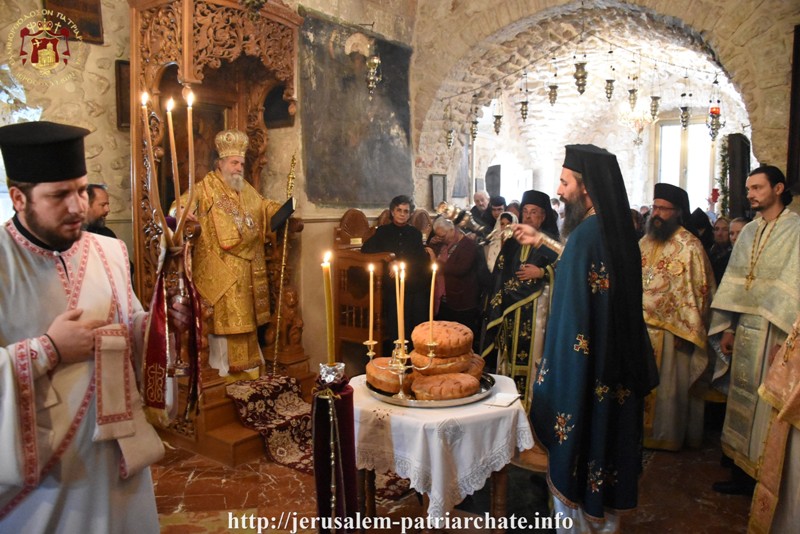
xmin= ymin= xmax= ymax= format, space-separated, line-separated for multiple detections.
xmin=745 ymin=273 xmax=755 ymax=290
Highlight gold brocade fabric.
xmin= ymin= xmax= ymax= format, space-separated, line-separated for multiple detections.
xmin=640 ymin=227 xmax=715 ymax=350
xmin=184 ymin=171 xmax=281 ymax=372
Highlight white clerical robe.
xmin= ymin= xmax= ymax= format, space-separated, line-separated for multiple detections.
xmin=709 ymin=210 xmax=800 ymax=476
xmin=0 ymin=220 xmax=163 ymax=533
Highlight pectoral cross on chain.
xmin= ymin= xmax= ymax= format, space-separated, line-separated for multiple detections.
xmin=745 ymin=273 xmax=755 ymax=290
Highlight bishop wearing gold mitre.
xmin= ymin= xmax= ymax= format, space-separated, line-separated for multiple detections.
xmin=179 ymin=128 xmax=293 ymax=381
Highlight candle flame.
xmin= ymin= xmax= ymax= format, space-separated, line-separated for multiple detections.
xmin=166 ymin=98 xmax=175 ymax=112
xmin=186 ymin=91 xmax=194 ymax=108
xmin=368 ymin=263 xmax=374 ymax=272
xmin=432 ymin=262 xmax=438 ymax=272
xmin=393 ymin=264 xmax=399 ymax=273
xmin=141 ymin=92 xmax=149 ymax=106
xmin=323 ymin=251 xmax=331 ymax=264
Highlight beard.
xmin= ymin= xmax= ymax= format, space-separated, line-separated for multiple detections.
xmin=646 ymin=214 xmax=680 ymax=242
xmin=223 ymin=172 xmax=245 ymax=192
xmin=561 ymin=193 xmax=588 ymax=238
xmin=25 ymin=204 xmax=83 ymax=251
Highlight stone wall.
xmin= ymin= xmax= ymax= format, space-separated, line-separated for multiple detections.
xmin=0 ymin=0 xmax=133 ymax=248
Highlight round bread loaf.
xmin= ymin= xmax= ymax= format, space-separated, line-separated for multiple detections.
xmin=411 ymin=321 xmax=473 ymax=357
xmin=412 ymin=373 xmax=480 ymax=401
xmin=465 ymin=354 xmax=485 ymax=380
xmin=366 ymin=358 xmax=402 ymax=394
xmin=410 ymin=350 xmax=472 ymax=376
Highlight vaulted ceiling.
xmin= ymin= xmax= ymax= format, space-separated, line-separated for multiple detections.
xmin=429 ymin=1 xmax=747 ymax=159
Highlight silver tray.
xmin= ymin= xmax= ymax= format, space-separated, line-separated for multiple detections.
xmin=365 ymin=374 xmax=495 ymax=408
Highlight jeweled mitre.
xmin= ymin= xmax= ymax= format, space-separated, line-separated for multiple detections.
xmin=215 ymin=129 xmax=249 ymax=158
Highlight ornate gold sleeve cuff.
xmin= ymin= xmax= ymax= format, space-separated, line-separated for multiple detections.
xmin=538 ymin=234 xmax=564 ymax=255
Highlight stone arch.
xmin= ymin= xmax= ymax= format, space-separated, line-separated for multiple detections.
xmin=411 ymin=0 xmax=799 ymax=200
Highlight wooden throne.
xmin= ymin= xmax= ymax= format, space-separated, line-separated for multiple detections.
xmin=128 ymin=0 xmax=304 ymax=466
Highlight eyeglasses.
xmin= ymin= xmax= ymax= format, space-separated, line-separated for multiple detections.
xmin=650 ymin=204 xmax=677 ymax=213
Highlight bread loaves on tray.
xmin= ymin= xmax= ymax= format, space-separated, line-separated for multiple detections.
xmin=411 ymin=321 xmax=473 ymax=357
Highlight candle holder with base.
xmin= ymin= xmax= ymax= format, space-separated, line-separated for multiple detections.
xmin=364 ymin=338 xmax=437 ymax=399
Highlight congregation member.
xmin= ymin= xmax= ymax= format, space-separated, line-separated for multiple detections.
xmin=484 ymin=211 xmax=517 ymax=273
xmin=691 ymin=207 xmax=715 ymax=253
xmin=515 ymin=144 xmax=657 ymax=532
xmin=362 ymin=195 xmax=431 ymax=351
xmin=640 ymin=183 xmax=715 ymax=451
xmin=709 ymin=165 xmax=800 ymax=495
xmin=84 ymin=183 xmax=117 ymax=238
xmin=178 ymin=128 xmax=293 ymax=380
xmin=481 ymin=190 xmax=559 ymax=410
xmin=0 ymin=121 xmax=190 ymax=531
xmin=481 ymin=195 xmax=507 ymax=228
xmin=470 ymin=190 xmax=489 ymax=222
xmin=728 ymin=216 xmax=750 ymax=246
xmin=428 ymin=217 xmax=480 ymax=342
xmin=709 ymin=216 xmax=732 ymax=284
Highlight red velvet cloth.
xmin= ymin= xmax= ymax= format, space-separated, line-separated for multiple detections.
xmin=226 ymin=375 xmax=313 ymax=474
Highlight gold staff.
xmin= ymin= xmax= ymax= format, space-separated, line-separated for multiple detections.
xmin=271 ymin=154 xmax=297 ymax=375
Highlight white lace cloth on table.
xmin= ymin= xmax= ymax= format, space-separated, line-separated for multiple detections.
xmin=351 ymin=374 xmax=534 ymax=519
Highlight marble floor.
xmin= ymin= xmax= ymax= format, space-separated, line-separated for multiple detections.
xmin=153 ymin=404 xmax=751 ymax=533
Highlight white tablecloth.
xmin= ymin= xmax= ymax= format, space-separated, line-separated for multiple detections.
xmin=351 ymin=374 xmax=534 ymax=519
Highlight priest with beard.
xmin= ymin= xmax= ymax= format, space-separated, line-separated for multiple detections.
xmin=176 ymin=128 xmax=293 ymax=381
xmin=640 ymin=183 xmax=715 ymax=451
xmin=481 ymin=190 xmax=559 ymax=411
xmin=514 ymin=145 xmax=657 ymax=531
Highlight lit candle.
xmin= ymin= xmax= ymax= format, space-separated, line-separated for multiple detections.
xmin=185 ymin=91 xmax=195 ymax=198
xmin=173 ymin=91 xmax=197 ymax=244
xmin=165 ymin=98 xmax=181 ymax=226
xmin=393 ymin=264 xmax=401 ymax=342
xmin=368 ymin=263 xmax=375 ymax=342
xmin=399 ymin=263 xmax=406 ymax=344
xmin=429 ymin=263 xmax=438 ymax=343
xmin=322 ymin=252 xmax=335 ymax=365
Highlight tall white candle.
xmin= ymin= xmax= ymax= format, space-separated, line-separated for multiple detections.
xmin=368 ymin=263 xmax=375 ymax=342
xmin=429 ymin=263 xmax=438 ymax=343
xmin=321 ymin=252 xmax=335 ymax=365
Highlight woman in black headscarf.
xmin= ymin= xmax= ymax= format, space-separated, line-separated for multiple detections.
xmin=480 ymin=190 xmax=559 ymax=411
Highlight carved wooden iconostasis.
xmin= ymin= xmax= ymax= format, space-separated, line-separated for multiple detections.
xmin=128 ymin=0 xmax=304 ymax=466
xmin=129 ymin=0 xmax=302 ymax=305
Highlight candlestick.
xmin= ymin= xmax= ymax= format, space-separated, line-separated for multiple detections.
xmin=368 ymin=263 xmax=374 ymax=342
xmin=165 ymin=98 xmax=181 ymax=230
xmin=173 ymin=90 xmax=197 ymax=245
xmin=429 ymin=263 xmax=437 ymax=343
xmin=322 ymin=252 xmax=335 ymax=365
xmin=399 ymin=263 xmax=406 ymax=344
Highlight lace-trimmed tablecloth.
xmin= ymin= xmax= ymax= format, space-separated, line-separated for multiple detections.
xmin=351 ymin=374 xmax=534 ymax=519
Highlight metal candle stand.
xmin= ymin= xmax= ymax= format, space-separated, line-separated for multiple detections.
xmin=364 ymin=338 xmax=437 ymax=399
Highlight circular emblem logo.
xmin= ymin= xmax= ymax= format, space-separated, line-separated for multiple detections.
xmin=5 ymin=9 xmax=86 ymax=88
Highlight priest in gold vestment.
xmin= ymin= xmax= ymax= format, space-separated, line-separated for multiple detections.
xmin=640 ymin=183 xmax=715 ymax=451
xmin=183 ymin=129 xmax=282 ymax=380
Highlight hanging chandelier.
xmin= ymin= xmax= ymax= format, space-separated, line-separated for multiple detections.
xmin=493 ymin=87 xmax=503 ymax=135
xmin=573 ymin=61 xmax=588 ymax=95
xmin=649 ymin=96 xmax=661 ymax=121
xmin=519 ymin=71 xmax=529 ymax=121
xmin=470 ymin=94 xmax=479 ymax=141
xmin=548 ymin=84 xmax=558 ymax=106
xmin=605 ymin=79 xmax=615 ymax=101
xmin=706 ymin=75 xmax=725 ymax=141
xmin=365 ymin=55 xmax=382 ymax=99
xmin=444 ymin=103 xmax=455 ymax=149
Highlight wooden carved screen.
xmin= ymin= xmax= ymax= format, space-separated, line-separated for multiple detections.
xmin=128 ymin=0 xmax=302 ymax=304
